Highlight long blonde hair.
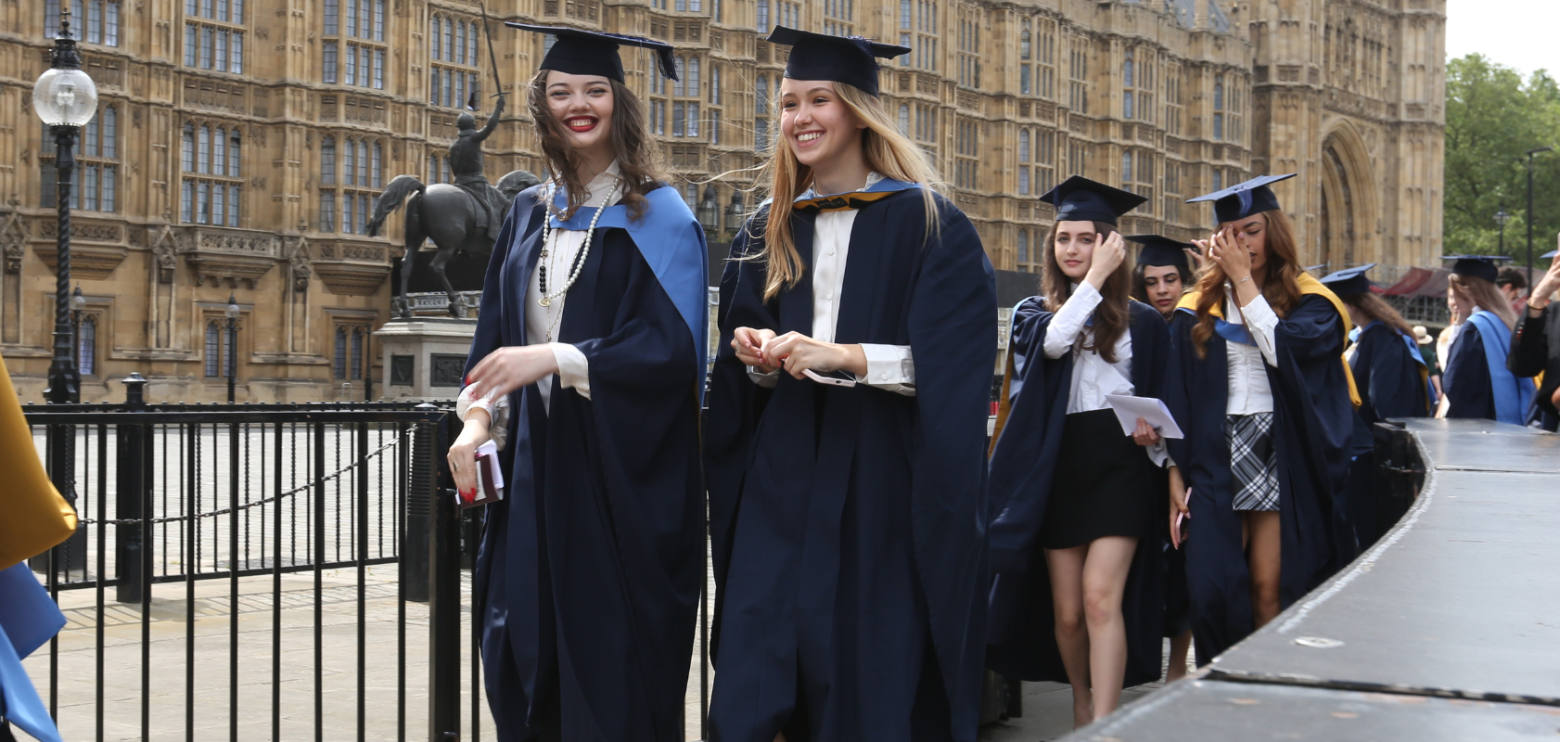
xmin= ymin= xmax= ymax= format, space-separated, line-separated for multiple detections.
xmin=1449 ymin=273 xmax=1518 ymax=330
xmin=752 ymin=81 xmax=946 ymax=301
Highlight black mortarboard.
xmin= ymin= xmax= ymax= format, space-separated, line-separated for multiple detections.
xmin=1443 ymin=254 xmax=1512 ymax=283
xmin=1542 ymin=249 xmax=1558 ymax=260
xmin=1039 ymin=176 xmax=1147 ymax=226
xmin=1127 ymin=234 xmax=1193 ymax=272
xmin=766 ymin=26 xmax=910 ymax=97
xmin=506 ymin=23 xmax=678 ymax=83
xmin=1319 ymin=263 xmax=1376 ymax=296
xmin=1188 ymin=173 xmax=1297 ymax=223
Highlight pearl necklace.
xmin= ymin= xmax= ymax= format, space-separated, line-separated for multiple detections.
xmin=537 ymin=178 xmax=619 ymax=342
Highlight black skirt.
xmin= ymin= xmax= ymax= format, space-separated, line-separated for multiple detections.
xmin=1039 ymin=408 xmax=1157 ymax=550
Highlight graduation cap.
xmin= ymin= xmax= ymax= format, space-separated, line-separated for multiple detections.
xmin=1319 ymin=263 xmax=1376 ymax=296
xmin=1039 ymin=176 xmax=1147 ymax=226
xmin=1442 ymin=254 xmax=1512 ymax=283
xmin=506 ymin=23 xmax=678 ymax=83
xmin=1542 ymin=249 xmax=1559 ymax=260
xmin=1126 ymin=234 xmax=1193 ymax=272
xmin=766 ymin=26 xmax=910 ymax=97
xmin=1188 ymin=173 xmax=1297 ymax=224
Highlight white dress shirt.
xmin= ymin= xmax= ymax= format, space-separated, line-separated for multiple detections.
xmin=457 ymin=162 xmax=625 ymax=444
xmin=1224 ymin=293 xmax=1280 ymax=415
xmin=748 ymin=172 xmax=916 ymax=396
xmin=1043 ymin=282 xmax=1170 ymax=468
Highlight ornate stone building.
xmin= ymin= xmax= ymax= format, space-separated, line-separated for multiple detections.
xmin=0 ymin=0 xmax=1442 ymax=402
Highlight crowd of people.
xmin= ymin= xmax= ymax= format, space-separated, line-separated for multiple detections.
xmin=444 ymin=24 xmax=1560 ymax=742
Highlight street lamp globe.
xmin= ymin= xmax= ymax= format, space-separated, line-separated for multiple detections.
xmin=71 ymin=284 xmax=87 ymax=312
xmin=33 ymin=66 xmax=97 ymax=128
xmin=225 ymin=293 xmax=241 ymax=319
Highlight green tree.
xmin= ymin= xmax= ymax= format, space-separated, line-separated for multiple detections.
xmin=1444 ymin=54 xmax=1560 ymax=269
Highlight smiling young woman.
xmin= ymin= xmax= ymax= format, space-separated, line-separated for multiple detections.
xmin=446 ymin=24 xmax=710 ymax=742
xmin=1162 ymin=174 xmax=1358 ymax=665
xmin=985 ymin=177 xmax=1178 ymax=726
xmin=703 ymin=26 xmax=997 ymax=742
xmin=1438 ymin=255 xmax=1535 ymax=425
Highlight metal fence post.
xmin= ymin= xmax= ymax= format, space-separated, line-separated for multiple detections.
xmin=424 ymin=407 xmax=461 ymax=741
xmin=403 ymin=405 xmax=436 ymax=602
xmin=115 ymin=373 xmax=149 ymax=603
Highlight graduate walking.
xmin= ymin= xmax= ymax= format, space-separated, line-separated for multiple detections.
xmin=1321 ymin=264 xmax=1430 ymax=550
xmin=446 ymin=25 xmax=709 ymax=742
xmin=985 ymin=179 xmax=1174 ymax=726
xmin=1163 ymin=175 xmax=1358 ymax=664
xmin=1509 ymin=248 xmax=1560 ymax=431
xmin=1439 ymin=255 xmax=1536 ymax=425
xmin=703 ymin=27 xmax=997 ymax=742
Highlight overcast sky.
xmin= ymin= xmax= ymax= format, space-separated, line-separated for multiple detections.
xmin=1445 ymin=0 xmax=1560 ymax=77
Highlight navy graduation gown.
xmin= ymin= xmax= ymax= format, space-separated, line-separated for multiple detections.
xmin=1163 ymin=293 xmax=1354 ymax=665
xmin=1442 ymin=322 xmax=1496 ymax=421
xmin=704 ymin=190 xmax=997 ymax=742
xmin=1344 ymin=323 xmax=1428 ymax=549
xmin=465 ymin=186 xmax=706 ymax=742
xmin=985 ymin=298 xmax=1170 ymax=687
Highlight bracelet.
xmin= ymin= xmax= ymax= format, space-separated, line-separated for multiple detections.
xmin=1236 ymin=276 xmax=1251 ymax=285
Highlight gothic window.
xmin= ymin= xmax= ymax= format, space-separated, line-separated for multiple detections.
xmin=1034 ymin=128 xmax=1055 ymax=194
xmin=1018 ymin=128 xmax=1031 ymax=162
xmin=823 ymin=0 xmax=853 ymax=37
xmin=77 ymin=315 xmax=97 ymax=376
xmin=899 ymin=104 xmax=910 ymax=135
xmin=180 ymin=122 xmax=242 ymax=227
xmin=1213 ymin=74 xmax=1225 ymax=141
xmin=901 ymin=0 xmax=937 ymax=71
xmin=1122 ymin=150 xmax=1133 ymax=185
xmin=955 ymin=118 xmax=979 ymax=189
xmin=327 ymin=137 xmax=382 ymax=234
xmin=756 ymin=0 xmax=769 ymax=32
xmin=428 ymin=12 xmax=480 ymax=107
xmin=710 ymin=65 xmax=721 ymax=105
xmin=320 ymin=136 xmax=337 ymax=231
xmin=350 ymin=328 xmax=365 ymax=380
xmin=957 ymin=11 xmax=980 ymax=89
xmin=321 ymin=0 xmax=386 ymax=90
xmin=1017 ymin=229 xmax=1029 ymax=267
xmin=182 ymin=0 xmax=244 ymax=73
xmin=206 ymin=321 xmax=222 ymax=377
xmin=672 ymin=56 xmax=701 ymax=138
xmin=755 ymin=75 xmax=770 ymax=152
xmin=1018 ymin=128 xmax=1031 ymax=195
xmin=333 ymin=327 xmax=348 ymax=379
xmin=41 ymin=104 xmax=118 ymax=212
xmin=47 ymin=0 xmax=122 ymax=46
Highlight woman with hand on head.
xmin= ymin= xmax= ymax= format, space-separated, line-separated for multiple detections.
xmin=1508 ymin=248 xmax=1560 ymax=431
xmin=985 ymin=178 xmax=1177 ymax=725
xmin=1162 ymin=174 xmax=1358 ymax=664
xmin=1438 ymin=255 xmax=1535 ymax=425
xmin=446 ymin=25 xmax=709 ymax=742
xmin=703 ymin=27 xmax=997 ymax=742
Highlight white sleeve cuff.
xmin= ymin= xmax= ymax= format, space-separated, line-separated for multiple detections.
xmin=456 ymin=384 xmax=510 ymax=451
xmin=1240 ymin=295 xmax=1281 ymax=366
xmin=1147 ymin=442 xmax=1174 ymax=469
xmin=857 ymin=344 xmax=916 ymax=396
xmin=1042 ymin=283 xmax=1104 ymax=360
xmin=550 ymin=342 xmax=591 ymax=400
xmin=747 ymin=366 xmax=780 ymax=388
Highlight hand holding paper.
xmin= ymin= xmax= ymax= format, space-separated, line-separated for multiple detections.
xmin=1104 ymin=394 xmax=1183 ymax=439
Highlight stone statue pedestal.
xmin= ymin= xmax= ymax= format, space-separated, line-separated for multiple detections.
xmin=374 ymin=318 xmax=478 ymax=401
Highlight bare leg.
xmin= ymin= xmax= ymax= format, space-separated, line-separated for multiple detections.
xmin=1081 ymin=536 xmax=1138 ymax=720
xmin=1044 ymin=545 xmax=1093 ymax=728
xmin=1244 ymin=511 xmax=1283 ymax=627
xmin=1166 ymin=630 xmax=1192 ymax=682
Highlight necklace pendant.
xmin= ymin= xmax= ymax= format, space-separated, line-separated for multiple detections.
xmin=538 ymin=296 xmax=551 ymax=307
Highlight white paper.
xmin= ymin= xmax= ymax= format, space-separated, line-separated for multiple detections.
xmin=1103 ymin=394 xmax=1183 ymax=439
xmin=476 ymin=439 xmax=505 ymax=491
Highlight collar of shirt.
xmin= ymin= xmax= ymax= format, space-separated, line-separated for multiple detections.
xmin=798 ymin=171 xmax=884 ymax=201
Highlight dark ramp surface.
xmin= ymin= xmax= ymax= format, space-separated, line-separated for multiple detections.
xmin=1053 ymin=418 xmax=1560 ymax=740
xmin=1078 ymin=678 xmax=1560 ymax=741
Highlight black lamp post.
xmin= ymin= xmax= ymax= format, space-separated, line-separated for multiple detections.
xmin=725 ymin=189 xmax=746 ymax=241
xmin=225 ymin=293 xmax=240 ymax=403
xmin=697 ymin=184 xmax=720 ymax=237
xmin=1525 ymin=147 xmax=1553 ymax=278
xmin=33 ymin=8 xmax=97 ymax=576
xmin=1495 ymin=208 xmax=1511 ymax=255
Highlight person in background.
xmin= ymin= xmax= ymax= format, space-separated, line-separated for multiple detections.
xmin=1496 ymin=267 xmax=1530 ymax=316
xmin=1124 ymin=234 xmax=1195 ymax=681
xmin=1414 ymin=325 xmax=1443 ymax=399
xmin=1439 ymin=255 xmax=1535 ymax=425
xmin=1509 ymin=247 xmax=1560 ymax=431
xmin=986 ymin=178 xmax=1173 ymax=726
xmin=449 ymin=25 xmax=709 ymax=741
xmin=1163 ymin=174 xmax=1358 ymax=664
xmin=705 ymin=27 xmax=996 ymax=742
xmin=1321 ymin=264 xmax=1430 ymax=550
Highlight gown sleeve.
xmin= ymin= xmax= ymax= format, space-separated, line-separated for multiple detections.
xmin=1508 ymin=308 xmax=1548 ymax=378
xmin=986 ymin=299 xmax=1066 ymax=573
xmin=1443 ymin=322 xmax=1493 ymax=420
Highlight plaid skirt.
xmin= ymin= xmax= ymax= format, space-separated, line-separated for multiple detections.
xmin=1226 ymin=413 xmax=1280 ymax=512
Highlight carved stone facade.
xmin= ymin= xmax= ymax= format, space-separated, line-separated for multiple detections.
xmin=0 ymin=0 xmax=1441 ymax=401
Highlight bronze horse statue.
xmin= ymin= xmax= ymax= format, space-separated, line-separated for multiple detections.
xmin=367 ymin=169 xmax=541 ymax=319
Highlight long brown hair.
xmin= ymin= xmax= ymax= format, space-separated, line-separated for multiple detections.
xmin=525 ymin=68 xmax=663 ymax=220
xmin=751 ymin=81 xmax=945 ymax=302
xmin=1189 ymin=210 xmax=1305 ymax=358
xmin=1343 ymin=292 xmax=1414 ymax=338
xmin=1449 ymin=273 xmax=1518 ymax=330
xmin=1042 ymin=222 xmax=1132 ymax=363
